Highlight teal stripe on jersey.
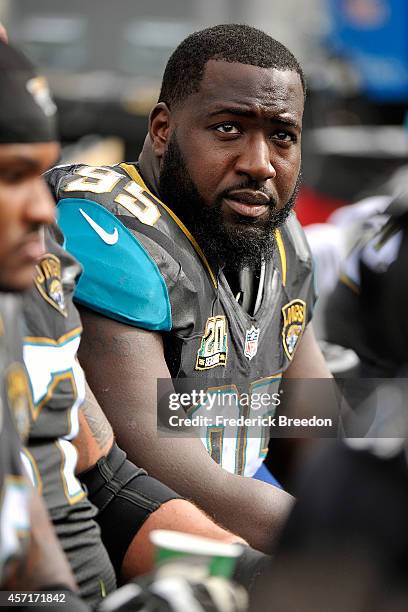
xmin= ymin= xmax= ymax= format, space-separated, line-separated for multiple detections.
xmin=57 ymin=198 xmax=171 ymax=330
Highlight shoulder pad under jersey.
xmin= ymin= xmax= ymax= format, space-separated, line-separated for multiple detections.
xmin=279 ymin=213 xmax=317 ymax=324
xmin=282 ymin=213 xmax=314 ymax=264
xmin=48 ymin=163 xmax=212 ymax=332
xmin=56 ymin=195 xmax=171 ymax=330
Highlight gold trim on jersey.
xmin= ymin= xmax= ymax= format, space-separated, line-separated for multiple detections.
xmin=24 ymin=327 xmax=82 ymax=347
xmin=120 ymin=163 xmax=218 ymax=288
xmin=120 ymin=163 xmax=148 ymax=189
xmin=339 ymin=272 xmax=360 ymax=294
xmin=32 ymin=372 xmax=76 ymax=421
xmin=4 ymin=474 xmax=26 ymax=487
xmin=274 ymin=229 xmax=287 ymax=287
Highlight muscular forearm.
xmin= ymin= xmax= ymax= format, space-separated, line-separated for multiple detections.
xmin=116 ymin=430 xmax=293 ymax=554
xmin=74 ymin=382 xmax=114 ymax=474
xmin=94 ymin=385 xmax=292 ymax=552
xmin=77 ymin=310 xmax=292 ymax=553
xmin=195 ymin=468 xmax=293 ymax=554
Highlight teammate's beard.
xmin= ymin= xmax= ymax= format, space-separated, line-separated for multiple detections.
xmin=159 ymin=133 xmax=301 ymax=270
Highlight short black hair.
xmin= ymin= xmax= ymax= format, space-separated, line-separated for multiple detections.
xmin=158 ymin=23 xmax=306 ymax=108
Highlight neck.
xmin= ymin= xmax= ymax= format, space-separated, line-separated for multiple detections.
xmin=138 ymin=134 xmax=161 ymax=196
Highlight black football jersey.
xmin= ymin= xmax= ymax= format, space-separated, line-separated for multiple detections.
xmin=327 ymin=199 xmax=408 ymax=377
xmin=47 ymin=163 xmax=316 ymax=477
xmin=0 ymin=294 xmax=30 ymax=583
xmin=21 ymin=226 xmax=86 ymax=514
xmin=22 ymin=228 xmax=117 ymax=602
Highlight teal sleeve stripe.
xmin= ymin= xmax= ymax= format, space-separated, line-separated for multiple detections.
xmin=56 ymin=198 xmax=172 ymax=331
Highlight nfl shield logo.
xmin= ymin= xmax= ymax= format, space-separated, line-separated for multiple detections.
xmin=244 ymin=325 xmax=260 ymax=361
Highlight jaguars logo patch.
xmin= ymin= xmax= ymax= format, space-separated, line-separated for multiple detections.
xmin=34 ymin=254 xmax=67 ymax=317
xmin=6 ymin=364 xmax=32 ymax=441
xmin=282 ymin=299 xmax=306 ymax=360
xmin=196 ymin=316 xmax=228 ymax=370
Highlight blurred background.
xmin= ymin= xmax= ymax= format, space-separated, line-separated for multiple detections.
xmin=1 ymin=0 xmax=407 ymax=223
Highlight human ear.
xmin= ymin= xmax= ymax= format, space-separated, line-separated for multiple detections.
xmin=149 ymin=103 xmax=171 ymax=158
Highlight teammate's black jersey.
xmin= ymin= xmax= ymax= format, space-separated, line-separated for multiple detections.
xmin=21 ymin=228 xmax=116 ymax=602
xmin=47 ymin=163 xmax=316 ymax=476
xmin=0 ymin=294 xmax=30 ymax=583
xmin=327 ymin=198 xmax=408 ymax=377
xmin=22 ymin=226 xmax=86 ymax=514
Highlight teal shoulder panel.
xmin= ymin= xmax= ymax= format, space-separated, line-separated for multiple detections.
xmin=56 ymin=198 xmax=172 ymax=331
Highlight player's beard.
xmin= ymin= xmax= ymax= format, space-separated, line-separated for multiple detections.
xmin=159 ymin=133 xmax=301 ymax=270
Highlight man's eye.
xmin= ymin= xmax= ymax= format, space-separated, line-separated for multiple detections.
xmin=0 ymin=170 xmax=27 ymax=184
xmin=215 ymin=123 xmax=240 ymax=134
xmin=272 ymin=130 xmax=294 ymax=142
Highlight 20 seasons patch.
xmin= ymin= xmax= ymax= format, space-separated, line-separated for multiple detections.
xmin=282 ymin=299 xmax=306 ymax=360
xmin=196 ymin=316 xmax=228 ymax=370
xmin=34 ymin=254 xmax=66 ymax=316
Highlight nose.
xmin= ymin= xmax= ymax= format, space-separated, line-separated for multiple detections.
xmin=25 ymin=178 xmax=55 ymax=228
xmin=235 ymin=134 xmax=276 ymax=182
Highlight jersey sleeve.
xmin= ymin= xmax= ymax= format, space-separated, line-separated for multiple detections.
xmin=56 ymin=197 xmax=172 ymax=331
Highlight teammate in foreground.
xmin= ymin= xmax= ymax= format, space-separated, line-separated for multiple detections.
xmin=48 ymin=24 xmax=332 ymax=552
xmin=0 ymin=39 xmax=86 ymax=605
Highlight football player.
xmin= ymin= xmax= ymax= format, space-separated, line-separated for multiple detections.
xmin=1 ymin=36 xmax=254 ymax=606
xmin=48 ymin=24 xmax=332 ymax=552
xmin=0 ymin=39 xmax=88 ymax=608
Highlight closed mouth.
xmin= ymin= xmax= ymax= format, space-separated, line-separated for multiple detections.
xmin=17 ymin=231 xmax=45 ymax=261
xmin=223 ymin=191 xmax=272 ymax=219
xmin=226 ymin=190 xmax=271 ymax=206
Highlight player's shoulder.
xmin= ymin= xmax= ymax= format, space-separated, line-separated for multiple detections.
xmin=49 ymin=161 xmax=180 ymax=255
xmin=280 ymin=212 xmax=313 ymax=266
xmin=274 ymin=213 xmax=317 ymax=324
xmin=23 ymin=225 xmax=83 ymax=336
xmin=45 ymin=162 xmax=133 ymax=213
xmin=51 ymin=163 xmax=187 ymax=331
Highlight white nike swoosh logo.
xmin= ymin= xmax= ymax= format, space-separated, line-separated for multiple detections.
xmin=79 ymin=208 xmax=119 ymax=245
